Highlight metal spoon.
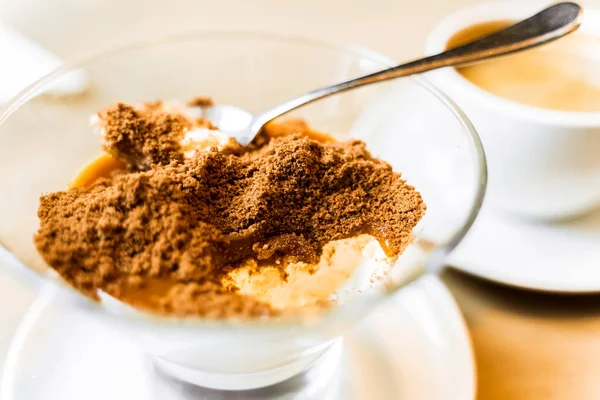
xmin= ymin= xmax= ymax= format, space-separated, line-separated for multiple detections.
xmin=204 ymin=2 xmax=582 ymax=145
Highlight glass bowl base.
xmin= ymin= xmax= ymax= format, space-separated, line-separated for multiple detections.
xmin=149 ymin=340 xmax=343 ymax=399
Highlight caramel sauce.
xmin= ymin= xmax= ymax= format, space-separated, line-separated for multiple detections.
xmin=107 ymin=278 xmax=177 ymax=310
xmin=70 ymin=153 xmax=126 ymax=189
xmin=263 ymin=118 xmax=335 ymax=142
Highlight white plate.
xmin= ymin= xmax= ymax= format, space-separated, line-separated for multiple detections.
xmin=449 ymin=206 xmax=600 ymax=293
xmin=0 ymin=276 xmax=475 ymax=400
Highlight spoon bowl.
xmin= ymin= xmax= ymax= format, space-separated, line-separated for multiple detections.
xmin=202 ymin=104 xmax=253 ymax=134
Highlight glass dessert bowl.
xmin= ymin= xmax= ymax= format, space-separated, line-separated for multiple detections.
xmin=0 ymin=32 xmax=486 ymax=395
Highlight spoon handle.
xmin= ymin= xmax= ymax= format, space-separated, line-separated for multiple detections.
xmin=253 ymin=2 xmax=582 ymax=130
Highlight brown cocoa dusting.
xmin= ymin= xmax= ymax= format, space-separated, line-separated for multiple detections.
xmin=187 ymin=96 xmax=214 ymax=108
xmin=98 ymin=102 xmax=190 ymax=170
xmin=34 ymin=99 xmax=426 ymax=319
xmin=97 ymin=101 xmax=220 ymax=170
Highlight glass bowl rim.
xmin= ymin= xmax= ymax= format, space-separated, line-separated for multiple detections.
xmin=0 ymin=30 xmax=487 ymax=333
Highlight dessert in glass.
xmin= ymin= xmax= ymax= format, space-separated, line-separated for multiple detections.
xmin=0 ymin=32 xmax=486 ymax=397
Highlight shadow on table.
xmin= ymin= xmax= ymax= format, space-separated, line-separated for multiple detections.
xmin=441 ymin=267 xmax=600 ymax=319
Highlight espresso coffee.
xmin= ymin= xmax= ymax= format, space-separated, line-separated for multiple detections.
xmin=447 ymin=21 xmax=600 ymax=112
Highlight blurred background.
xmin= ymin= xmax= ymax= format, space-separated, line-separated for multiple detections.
xmin=0 ymin=0 xmax=526 ymax=62
xmin=1 ymin=1 xmax=600 ymax=399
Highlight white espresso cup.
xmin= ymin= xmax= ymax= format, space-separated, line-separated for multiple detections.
xmin=425 ymin=3 xmax=600 ymax=220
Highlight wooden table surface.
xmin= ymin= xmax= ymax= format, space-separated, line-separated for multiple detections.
xmin=1 ymin=1 xmax=600 ymax=398
xmin=442 ymin=269 xmax=600 ymax=400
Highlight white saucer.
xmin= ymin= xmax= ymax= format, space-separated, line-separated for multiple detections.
xmin=0 ymin=276 xmax=474 ymax=400
xmin=448 ymin=206 xmax=600 ymax=293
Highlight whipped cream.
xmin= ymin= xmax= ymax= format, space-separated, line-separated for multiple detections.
xmin=180 ymin=127 xmax=235 ymax=158
xmin=224 ymin=234 xmax=394 ymax=311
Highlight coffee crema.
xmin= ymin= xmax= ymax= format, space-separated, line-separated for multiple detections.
xmin=447 ymin=21 xmax=600 ymax=112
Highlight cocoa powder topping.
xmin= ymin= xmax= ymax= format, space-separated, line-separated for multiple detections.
xmin=34 ymin=100 xmax=426 ymax=319
xmin=98 ymin=102 xmax=190 ymax=170
xmin=187 ymin=96 xmax=214 ymax=108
